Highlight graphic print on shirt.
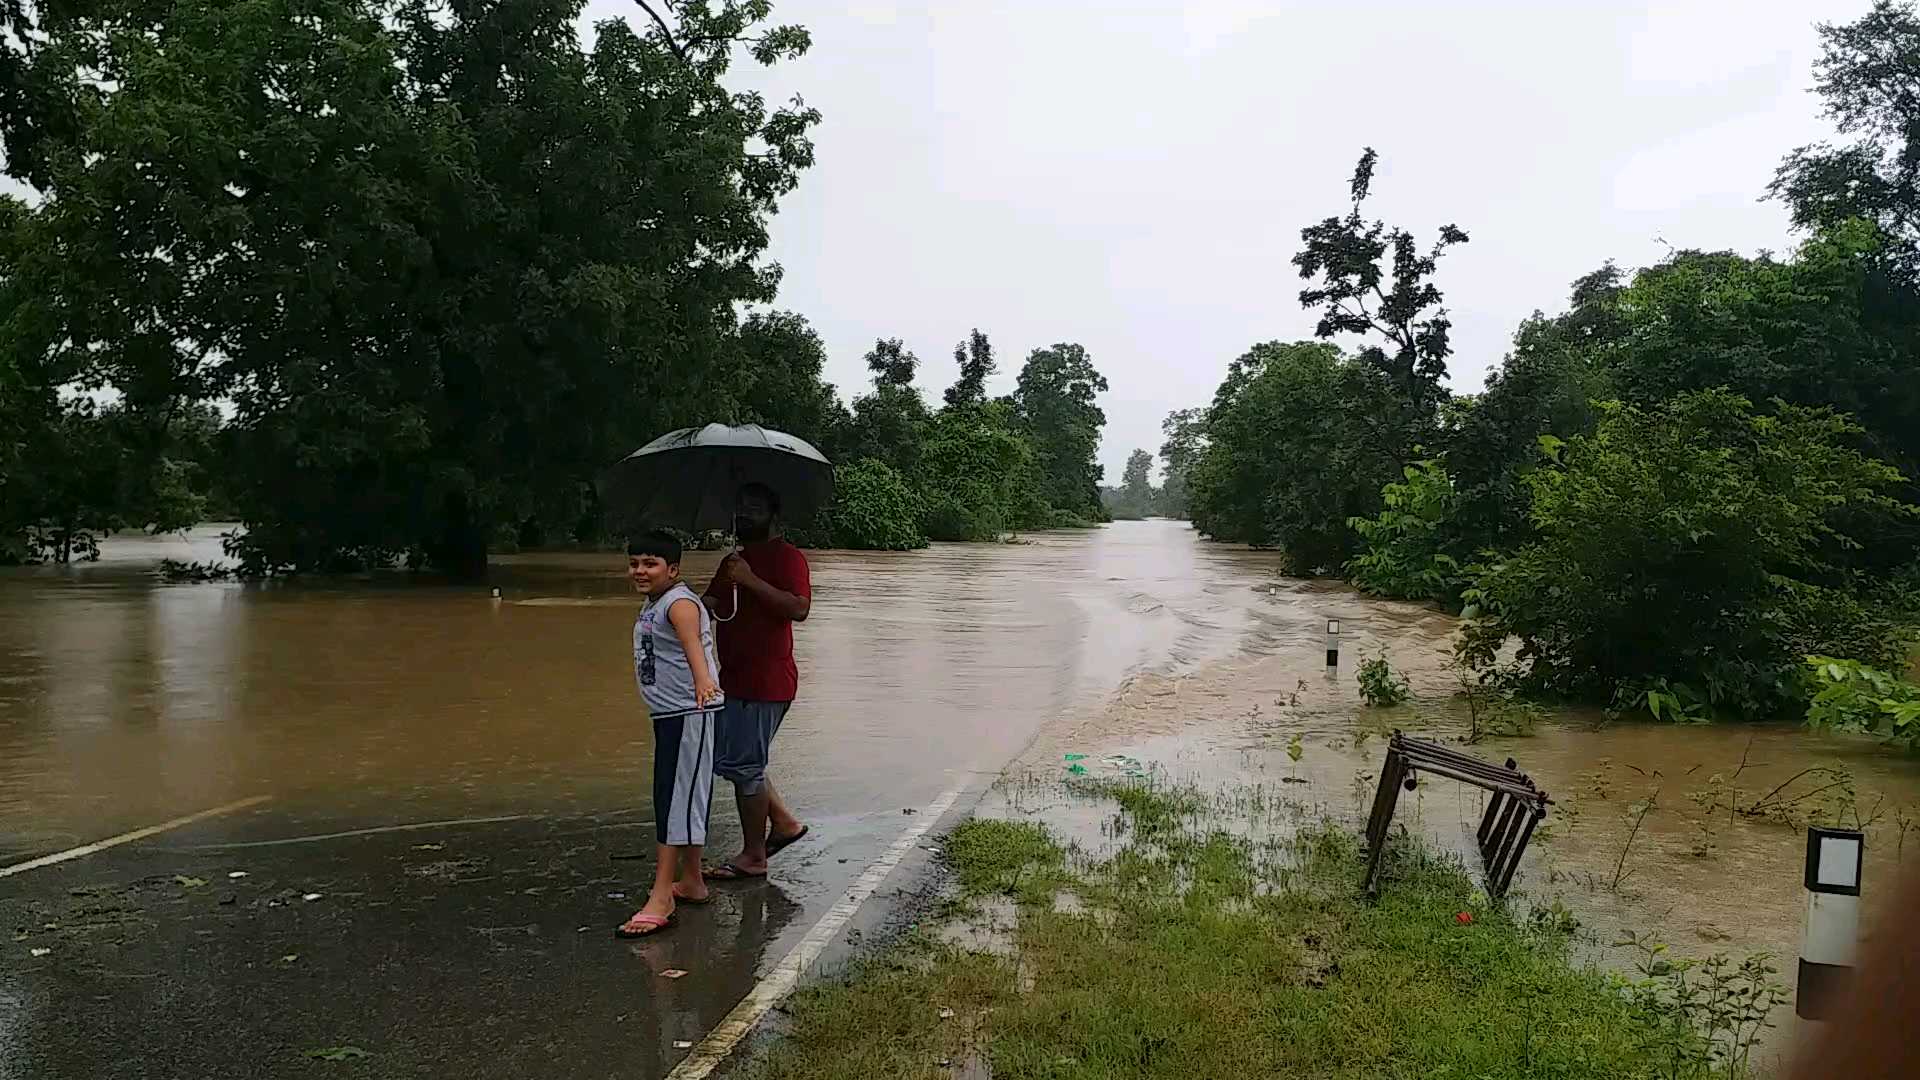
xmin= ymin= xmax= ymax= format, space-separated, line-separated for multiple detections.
xmin=637 ymin=606 xmax=658 ymax=685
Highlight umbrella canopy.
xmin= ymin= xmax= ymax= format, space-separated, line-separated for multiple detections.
xmin=595 ymin=423 xmax=834 ymax=534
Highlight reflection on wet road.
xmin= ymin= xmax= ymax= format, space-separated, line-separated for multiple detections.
xmin=0 ymin=520 xmax=1286 ymax=1078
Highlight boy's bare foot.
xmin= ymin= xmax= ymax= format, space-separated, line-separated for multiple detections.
xmin=671 ymin=880 xmax=711 ymax=904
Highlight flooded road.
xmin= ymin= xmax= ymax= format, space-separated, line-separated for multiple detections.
xmin=0 ymin=522 xmax=1290 ymax=855
xmin=1011 ymin=579 xmax=1920 ymax=1070
xmin=0 ymin=520 xmax=1290 ymax=1078
xmin=6 ymin=519 xmax=1919 ymax=1076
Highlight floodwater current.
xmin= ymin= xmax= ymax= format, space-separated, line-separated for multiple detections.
xmin=3 ymin=519 xmax=1916 ymax=1074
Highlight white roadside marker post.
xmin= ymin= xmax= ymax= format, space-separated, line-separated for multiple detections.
xmin=1325 ymin=618 xmax=1340 ymax=673
xmin=1798 ymin=825 xmax=1864 ymax=1021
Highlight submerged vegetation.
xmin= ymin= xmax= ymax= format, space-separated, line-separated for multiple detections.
xmin=747 ymin=779 xmax=1786 ymax=1080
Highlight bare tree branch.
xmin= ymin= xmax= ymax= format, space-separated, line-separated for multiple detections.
xmin=633 ymin=0 xmax=689 ymax=63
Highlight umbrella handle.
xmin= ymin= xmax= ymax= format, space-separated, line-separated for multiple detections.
xmin=713 ymin=584 xmax=740 ymax=623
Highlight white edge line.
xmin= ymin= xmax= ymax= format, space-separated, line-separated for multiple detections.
xmin=179 ymin=814 xmax=539 ymax=851
xmin=665 ymin=782 xmax=969 ymax=1079
xmin=0 ymin=795 xmax=273 ymax=879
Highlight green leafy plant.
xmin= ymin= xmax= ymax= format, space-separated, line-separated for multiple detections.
xmin=1347 ymin=458 xmax=1473 ymax=603
xmin=1458 ymin=389 xmax=1914 ymax=719
xmin=1356 ymin=651 xmax=1410 ymax=706
xmin=1611 ymin=932 xmax=1787 ymax=1080
xmin=1803 ymin=655 xmax=1920 ymax=747
xmin=819 ymin=459 xmax=926 ymax=551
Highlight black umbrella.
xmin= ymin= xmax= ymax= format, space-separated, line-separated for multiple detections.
xmin=595 ymin=423 xmax=835 ymax=534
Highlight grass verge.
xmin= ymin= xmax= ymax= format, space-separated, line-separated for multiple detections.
xmin=746 ymin=782 xmax=1778 ymax=1080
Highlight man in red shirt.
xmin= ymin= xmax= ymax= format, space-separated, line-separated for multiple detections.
xmin=703 ymin=482 xmax=811 ymax=879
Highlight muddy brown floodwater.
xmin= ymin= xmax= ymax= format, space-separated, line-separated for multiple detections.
xmin=0 ymin=521 xmax=1298 ymax=859
xmin=4 ymin=518 xmax=1918 ymax=1077
xmin=1014 ymin=575 xmax=1920 ymax=1072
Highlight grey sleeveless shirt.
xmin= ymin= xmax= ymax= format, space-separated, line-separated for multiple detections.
xmin=634 ymin=582 xmax=723 ymax=718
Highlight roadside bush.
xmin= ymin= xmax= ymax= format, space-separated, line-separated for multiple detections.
xmin=1357 ymin=652 xmax=1411 ymax=706
xmin=822 ymin=459 xmax=926 ymax=551
xmin=1804 ymin=656 xmax=1920 ymax=748
xmin=1458 ymin=390 xmax=1914 ymax=718
xmin=916 ymin=405 xmax=1031 ymax=542
xmin=1347 ymin=458 xmax=1472 ymax=603
xmin=1045 ymin=509 xmax=1098 ymax=529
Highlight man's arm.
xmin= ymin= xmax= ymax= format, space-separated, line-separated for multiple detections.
xmin=701 ymin=562 xmax=734 ymax=617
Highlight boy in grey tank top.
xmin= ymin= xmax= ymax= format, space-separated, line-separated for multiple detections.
xmin=616 ymin=529 xmax=723 ymax=938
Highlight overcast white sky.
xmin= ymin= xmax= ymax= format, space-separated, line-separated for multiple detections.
xmin=584 ymin=0 xmax=1870 ymax=479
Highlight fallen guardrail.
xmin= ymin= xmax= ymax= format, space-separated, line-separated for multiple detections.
xmin=1363 ymin=730 xmax=1551 ymax=900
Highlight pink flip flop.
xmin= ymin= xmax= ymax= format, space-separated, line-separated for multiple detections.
xmin=614 ymin=912 xmax=675 ymax=938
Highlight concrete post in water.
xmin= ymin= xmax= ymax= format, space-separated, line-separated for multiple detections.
xmin=1325 ymin=618 xmax=1340 ymax=672
xmin=1798 ymin=825 xmax=1864 ymax=1020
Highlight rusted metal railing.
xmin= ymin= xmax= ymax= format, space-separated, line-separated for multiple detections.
xmin=1363 ymin=730 xmax=1551 ymax=900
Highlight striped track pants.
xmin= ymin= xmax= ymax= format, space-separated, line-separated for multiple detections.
xmin=652 ymin=711 xmax=716 ymax=846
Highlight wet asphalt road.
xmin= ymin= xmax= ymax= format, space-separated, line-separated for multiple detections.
xmin=1 ymin=795 xmax=958 ymax=1080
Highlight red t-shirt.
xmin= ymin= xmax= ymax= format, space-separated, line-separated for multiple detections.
xmin=708 ymin=539 xmax=811 ymax=702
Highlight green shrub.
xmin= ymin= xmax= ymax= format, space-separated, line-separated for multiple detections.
xmin=1357 ymin=651 xmax=1410 ymax=706
xmin=1459 ymin=390 xmax=1915 ymax=718
xmin=822 ymin=458 xmax=926 ymax=551
xmin=915 ymin=404 xmax=1031 ymax=541
xmin=1186 ymin=341 xmax=1413 ymax=573
xmin=1347 ymin=458 xmax=1472 ymax=603
xmin=1804 ymin=656 xmax=1920 ymax=747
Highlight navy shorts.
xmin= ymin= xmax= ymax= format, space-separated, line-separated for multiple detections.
xmin=715 ymin=699 xmax=790 ymax=796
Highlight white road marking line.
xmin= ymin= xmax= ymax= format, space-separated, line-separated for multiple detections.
xmin=665 ymin=781 xmax=970 ymax=1079
xmin=179 ymin=814 xmax=540 ymax=850
xmin=0 ymin=796 xmax=273 ymax=879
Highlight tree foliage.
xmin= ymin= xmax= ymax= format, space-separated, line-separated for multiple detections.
xmin=1458 ymin=391 xmax=1914 ymax=718
xmin=1188 ymin=342 xmax=1405 ymax=572
xmin=1443 ymin=266 xmax=1619 ymax=555
xmin=1294 ymin=148 xmax=1469 ymax=416
xmin=1012 ymin=343 xmax=1110 ymax=521
xmin=1102 ymin=448 xmax=1156 ymax=520
xmin=918 ymin=401 xmax=1037 ymax=541
xmin=1347 ymin=459 xmax=1470 ymax=603
xmin=1156 ymin=407 xmax=1205 ymax=520
xmin=0 ymin=0 xmax=821 ymax=574
xmin=1770 ymin=0 xmax=1920 ymax=280
xmin=943 ymin=328 xmax=996 ymax=409
xmin=818 ymin=458 xmax=926 ymax=551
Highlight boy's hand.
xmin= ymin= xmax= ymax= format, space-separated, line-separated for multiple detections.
xmin=694 ymin=672 xmax=720 ymax=707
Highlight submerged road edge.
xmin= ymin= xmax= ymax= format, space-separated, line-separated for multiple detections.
xmin=0 ymin=795 xmax=274 ymax=879
xmin=664 ymin=779 xmax=971 ymax=1080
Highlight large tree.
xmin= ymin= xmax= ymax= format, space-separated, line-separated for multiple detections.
xmin=1294 ymin=148 xmax=1469 ymax=421
xmin=842 ymin=338 xmax=932 ymax=479
xmin=1443 ymin=264 xmax=1620 ymax=554
xmin=943 ymin=328 xmax=996 ymax=409
xmin=0 ymin=0 xmax=820 ymax=575
xmin=1188 ymin=341 xmax=1405 ymax=571
xmin=1771 ymin=0 xmax=1920 ymax=280
xmin=1155 ymin=407 xmax=1205 ymax=520
xmin=1011 ymin=343 xmax=1109 ymax=520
